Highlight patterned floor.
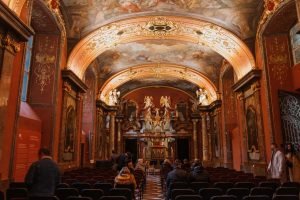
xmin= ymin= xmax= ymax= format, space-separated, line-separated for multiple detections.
xmin=143 ymin=174 xmax=165 ymax=200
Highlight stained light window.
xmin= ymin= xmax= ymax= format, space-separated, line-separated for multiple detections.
xmin=21 ymin=36 xmax=33 ymax=102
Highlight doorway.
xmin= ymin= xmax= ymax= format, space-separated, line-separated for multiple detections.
xmin=124 ymin=138 xmax=138 ymax=163
xmin=176 ymin=138 xmax=189 ymax=161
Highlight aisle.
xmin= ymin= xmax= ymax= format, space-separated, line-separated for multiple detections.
xmin=143 ymin=174 xmax=165 ymax=200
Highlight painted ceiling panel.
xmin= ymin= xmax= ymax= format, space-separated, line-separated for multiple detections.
xmin=62 ymin=0 xmax=262 ymax=39
xmin=96 ymin=40 xmax=223 ymax=85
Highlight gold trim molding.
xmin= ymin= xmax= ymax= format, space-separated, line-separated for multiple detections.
xmin=7 ymin=0 xmax=66 ymax=43
xmin=99 ymin=63 xmax=218 ymax=105
xmin=257 ymin=0 xmax=290 ymax=40
xmin=0 ymin=33 xmax=20 ymax=53
xmin=67 ymin=15 xmax=256 ymax=81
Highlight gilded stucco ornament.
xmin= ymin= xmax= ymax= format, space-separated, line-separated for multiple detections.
xmin=0 ymin=33 xmax=21 ymax=53
xmin=99 ymin=63 xmax=218 ymax=106
xmin=67 ymin=16 xmax=255 ymax=81
xmin=257 ymin=0 xmax=288 ymax=40
xmin=43 ymin=0 xmax=67 ymax=44
xmin=34 ymin=53 xmax=55 ymax=93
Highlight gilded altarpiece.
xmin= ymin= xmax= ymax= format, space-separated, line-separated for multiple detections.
xmin=243 ymin=83 xmax=265 ymax=163
xmin=95 ymin=106 xmax=108 ymax=160
xmin=59 ymin=75 xmax=85 ymax=168
xmin=60 ymin=82 xmax=77 ymax=163
xmin=210 ymin=109 xmax=221 ymax=162
xmin=234 ymin=79 xmax=265 ymax=175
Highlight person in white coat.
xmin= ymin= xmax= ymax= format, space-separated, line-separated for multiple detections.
xmin=267 ymin=143 xmax=287 ymax=183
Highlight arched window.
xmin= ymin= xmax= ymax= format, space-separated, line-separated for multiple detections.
xmin=21 ymin=36 xmax=33 ymax=101
xmin=290 ymin=24 xmax=300 ymax=65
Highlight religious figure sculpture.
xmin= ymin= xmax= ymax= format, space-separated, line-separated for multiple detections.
xmin=144 ymin=96 xmax=154 ymax=109
xmin=143 ymin=96 xmax=154 ymax=131
xmin=196 ymin=87 xmax=209 ymax=105
xmin=108 ymin=89 xmax=120 ymax=106
xmin=160 ymin=96 xmax=171 ymax=108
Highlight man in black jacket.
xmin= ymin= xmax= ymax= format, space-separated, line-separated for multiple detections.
xmin=190 ymin=165 xmax=210 ymax=182
xmin=25 ymin=148 xmax=61 ymax=196
xmin=166 ymin=160 xmax=188 ymax=200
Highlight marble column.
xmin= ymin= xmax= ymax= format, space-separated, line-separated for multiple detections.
xmin=192 ymin=119 xmax=199 ymax=159
xmin=116 ymin=118 xmax=122 ymax=154
xmin=109 ymin=112 xmax=116 ymax=158
xmin=201 ymin=113 xmax=209 ymax=161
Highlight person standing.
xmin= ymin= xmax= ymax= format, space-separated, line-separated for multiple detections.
xmin=25 ymin=148 xmax=61 ymax=196
xmin=285 ymin=143 xmax=300 ymax=181
xmin=267 ymin=143 xmax=286 ymax=183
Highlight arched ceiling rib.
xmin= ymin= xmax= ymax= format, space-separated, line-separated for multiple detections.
xmin=117 ymin=78 xmax=199 ymax=99
xmin=67 ymin=15 xmax=256 ymax=81
xmin=98 ymin=63 xmax=218 ymax=104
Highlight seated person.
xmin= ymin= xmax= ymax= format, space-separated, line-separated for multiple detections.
xmin=135 ymin=158 xmax=146 ymax=173
xmin=190 ymin=164 xmax=210 ymax=182
xmin=166 ymin=160 xmax=188 ymax=200
xmin=161 ymin=159 xmax=173 ymax=180
xmin=127 ymin=161 xmax=135 ymax=174
xmin=191 ymin=158 xmax=201 ymax=171
xmin=115 ymin=167 xmax=137 ymax=190
xmin=182 ymin=159 xmax=191 ymax=172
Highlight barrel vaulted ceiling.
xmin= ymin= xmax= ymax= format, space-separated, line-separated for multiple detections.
xmin=61 ymin=0 xmax=263 ymax=102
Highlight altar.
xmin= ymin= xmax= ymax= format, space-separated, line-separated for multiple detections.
xmin=119 ymin=95 xmax=193 ymax=162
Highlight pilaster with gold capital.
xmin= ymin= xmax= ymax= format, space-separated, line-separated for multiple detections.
xmin=251 ymin=81 xmax=266 ymax=162
xmin=192 ymin=119 xmax=199 ymax=159
xmin=0 ymin=32 xmax=21 ymax=54
xmin=116 ymin=118 xmax=123 ymax=154
xmin=201 ymin=112 xmax=209 ymax=162
xmin=237 ymin=91 xmax=248 ymax=168
xmin=109 ymin=112 xmax=116 ymax=157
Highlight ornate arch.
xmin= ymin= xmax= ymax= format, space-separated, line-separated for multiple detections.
xmin=67 ymin=15 xmax=256 ymax=80
xmin=98 ymin=63 xmax=218 ymax=105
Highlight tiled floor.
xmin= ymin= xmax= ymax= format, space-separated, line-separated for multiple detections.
xmin=143 ymin=175 xmax=165 ymax=200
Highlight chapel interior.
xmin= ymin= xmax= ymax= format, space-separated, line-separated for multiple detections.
xmin=1 ymin=0 xmax=300 ymax=198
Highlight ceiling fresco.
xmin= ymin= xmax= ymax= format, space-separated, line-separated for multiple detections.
xmin=96 ymin=40 xmax=223 ymax=85
xmin=117 ymin=77 xmax=199 ymax=98
xmin=62 ymin=0 xmax=262 ymax=39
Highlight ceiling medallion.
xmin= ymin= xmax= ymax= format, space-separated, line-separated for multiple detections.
xmin=144 ymin=17 xmax=177 ymax=38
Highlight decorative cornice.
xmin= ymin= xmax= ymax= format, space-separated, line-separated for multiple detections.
xmin=96 ymin=100 xmax=118 ymax=112
xmin=0 ymin=0 xmax=34 ymax=41
xmin=232 ymin=69 xmax=261 ymax=92
xmin=197 ymin=100 xmax=222 ymax=112
xmin=61 ymin=70 xmax=88 ymax=93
